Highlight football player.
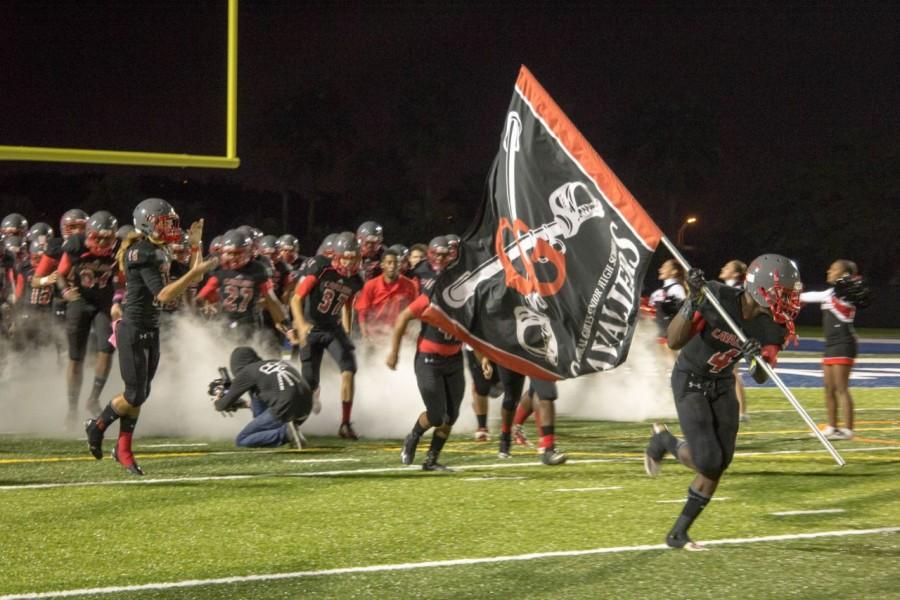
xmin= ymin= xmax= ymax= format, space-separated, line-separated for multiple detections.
xmin=494 ymin=368 xmax=567 ymax=465
xmin=290 ymin=231 xmax=364 ymax=439
xmin=799 ymin=260 xmax=870 ymax=440
xmin=356 ymin=221 xmax=384 ymax=281
xmin=719 ymin=260 xmax=749 ymax=421
xmin=195 ymin=230 xmax=293 ymax=341
xmin=53 ymin=211 xmax=122 ymax=424
xmin=386 ymin=236 xmax=490 ymax=471
xmin=85 ymin=198 xmax=217 ymax=475
xmin=644 ymin=254 xmax=800 ymax=550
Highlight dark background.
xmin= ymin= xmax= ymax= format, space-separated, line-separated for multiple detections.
xmin=1 ymin=2 xmax=897 ymax=323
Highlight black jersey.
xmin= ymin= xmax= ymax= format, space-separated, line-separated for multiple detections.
xmin=61 ymin=234 xmax=118 ymax=310
xmin=215 ymin=358 xmax=310 ymax=422
xmin=273 ymin=259 xmax=304 ymax=300
xmin=202 ymin=259 xmax=272 ymax=324
xmin=295 ymin=259 xmax=363 ymax=331
xmin=409 ymin=261 xmax=461 ymax=350
xmin=674 ymin=282 xmax=786 ymax=379
xmin=359 ymin=248 xmax=384 ymax=282
xmin=123 ymin=238 xmax=172 ymax=330
xmin=17 ymin=263 xmax=53 ymax=310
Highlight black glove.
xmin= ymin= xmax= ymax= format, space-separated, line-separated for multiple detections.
xmin=685 ymin=268 xmax=706 ymax=304
xmin=739 ymin=337 xmax=761 ymax=359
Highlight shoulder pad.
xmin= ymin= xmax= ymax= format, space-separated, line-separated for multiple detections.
xmin=126 ymin=240 xmax=166 ymax=267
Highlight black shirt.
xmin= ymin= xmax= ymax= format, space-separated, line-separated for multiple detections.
xmin=61 ymin=234 xmax=118 ymax=310
xmin=123 ymin=238 xmax=171 ymax=329
xmin=297 ymin=258 xmax=363 ymax=331
xmin=215 ymin=359 xmax=311 ymax=422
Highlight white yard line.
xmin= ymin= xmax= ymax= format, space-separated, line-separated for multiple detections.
xmin=2 ymin=527 xmax=897 ymax=599
xmin=283 ymin=458 xmax=360 ymax=464
xmin=771 ymin=509 xmax=846 ymax=516
xmin=2 ymin=447 xmax=897 ymax=492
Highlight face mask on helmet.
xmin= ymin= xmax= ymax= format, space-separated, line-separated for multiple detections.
xmin=29 ymin=240 xmax=45 ymax=268
xmin=3 ymin=236 xmax=25 ymax=263
xmin=133 ymin=198 xmax=182 ymax=244
xmin=746 ymin=254 xmax=803 ymax=340
xmin=356 ymin=222 xmax=383 ymax=258
xmin=60 ymin=209 xmax=88 ymax=239
xmin=445 ymin=235 xmax=461 ymax=262
xmin=331 ymin=232 xmax=361 ymax=276
xmin=221 ymin=246 xmax=252 ymax=270
xmin=27 ymin=222 xmax=54 ymax=244
xmin=318 ymin=234 xmax=338 ymax=258
xmin=85 ymin=212 xmax=119 ymax=257
xmin=1 ymin=213 xmax=28 ymax=238
xmin=427 ymin=236 xmax=451 ymax=274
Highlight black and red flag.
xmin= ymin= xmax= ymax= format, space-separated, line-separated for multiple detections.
xmin=421 ymin=66 xmax=662 ymax=380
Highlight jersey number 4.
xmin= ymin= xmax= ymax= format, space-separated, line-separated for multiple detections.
xmin=707 ymin=348 xmax=740 ymax=373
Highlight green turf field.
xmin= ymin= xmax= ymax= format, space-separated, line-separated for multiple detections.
xmin=1 ymin=388 xmax=899 ymax=599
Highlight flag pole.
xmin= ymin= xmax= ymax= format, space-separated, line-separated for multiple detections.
xmin=659 ymin=235 xmax=846 ymax=467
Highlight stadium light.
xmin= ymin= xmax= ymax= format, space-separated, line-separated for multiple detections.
xmin=676 ymin=216 xmax=697 ymax=246
xmin=0 ymin=0 xmax=240 ymax=169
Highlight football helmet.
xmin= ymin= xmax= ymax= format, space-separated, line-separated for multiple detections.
xmin=445 ymin=233 xmax=461 ymax=262
xmin=26 ymin=222 xmax=54 ymax=244
xmin=745 ymin=254 xmax=803 ymax=335
xmin=258 ymin=234 xmax=278 ymax=259
xmin=29 ymin=239 xmax=46 ymax=268
xmin=388 ymin=243 xmax=410 ymax=272
xmin=209 ymin=235 xmax=224 ymax=256
xmin=85 ymin=211 xmax=119 ymax=256
xmin=170 ymin=231 xmax=191 ymax=264
xmin=116 ymin=224 xmax=135 ymax=241
xmin=317 ymin=233 xmax=338 ymax=258
xmin=427 ymin=236 xmax=451 ymax=274
xmin=59 ymin=208 xmax=88 ymax=239
xmin=356 ymin=221 xmax=384 ymax=258
xmin=220 ymin=229 xmax=253 ymax=270
xmin=133 ymin=198 xmax=181 ymax=243
xmin=332 ymin=231 xmax=361 ymax=277
xmin=2 ymin=213 xmax=29 ymax=238
xmin=2 ymin=235 xmax=25 ymax=263
xmin=277 ymin=234 xmax=300 ymax=264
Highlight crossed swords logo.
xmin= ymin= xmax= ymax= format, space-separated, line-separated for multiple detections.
xmin=441 ymin=110 xmax=608 ymax=366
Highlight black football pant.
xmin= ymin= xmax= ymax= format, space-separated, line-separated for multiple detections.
xmin=117 ymin=321 xmax=160 ymax=407
xmin=414 ymin=351 xmax=465 ymax=427
xmin=66 ymin=299 xmax=114 ymax=361
xmin=671 ymin=368 xmax=739 ymax=480
xmin=497 ymin=366 xmax=559 ymax=412
xmin=300 ymin=328 xmax=357 ymax=391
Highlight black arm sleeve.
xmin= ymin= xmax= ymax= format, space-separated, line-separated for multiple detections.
xmin=214 ymin=368 xmax=257 ymax=411
xmin=138 ymin=263 xmax=166 ymax=299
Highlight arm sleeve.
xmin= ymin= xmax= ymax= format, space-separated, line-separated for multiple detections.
xmin=294 ymin=274 xmax=318 ymax=298
xmin=15 ymin=273 xmax=24 ymax=301
xmin=196 ymin=276 xmax=220 ymax=301
xmin=138 ymin=263 xmax=166 ymax=298
xmin=34 ymin=254 xmax=59 ymax=278
xmin=56 ymin=252 xmax=73 ymax=278
xmin=214 ymin=368 xmax=257 ymax=411
xmin=799 ymin=289 xmax=831 ymax=304
xmin=408 ymin=293 xmax=429 ymax=318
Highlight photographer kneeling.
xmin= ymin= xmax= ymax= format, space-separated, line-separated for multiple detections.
xmin=211 ymin=347 xmax=312 ymax=448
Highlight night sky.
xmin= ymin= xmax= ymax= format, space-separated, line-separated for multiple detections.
xmin=1 ymin=2 xmax=898 ymax=290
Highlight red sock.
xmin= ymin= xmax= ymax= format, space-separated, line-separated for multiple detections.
xmin=501 ymin=422 xmax=511 ymax=434
xmin=540 ymin=434 xmax=555 ymax=450
xmin=513 ymin=404 xmax=531 ymax=426
xmin=341 ymin=401 xmax=353 ymax=424
xmin=116 ymin=432 xmax=135 ymax=466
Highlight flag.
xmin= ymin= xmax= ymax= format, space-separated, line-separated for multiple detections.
xmin=421 ymin=66 xmax=662 ymax=380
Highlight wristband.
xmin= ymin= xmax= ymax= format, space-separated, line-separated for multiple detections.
xmin=39 ymin=276 xmax=49 ymax=286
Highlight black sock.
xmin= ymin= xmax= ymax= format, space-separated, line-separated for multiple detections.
xmin=428 ymin=433 xmax=448 ymax=456
xmin=668 ymin=486 xmax=711 ymax=545
xmin=87 ymin=377 xmax=107 ymax=403
xmin=542 ymin=424 xmax=554 ymax=437
xmin=120 ymin=416 xmax=138 ymax=434
xmin=476 ymin=414 xmax=487 ymax=429
xmin=412 ymin=420 xmax=428 ymax=438
xmin=96 ymin=403 xmax=121 ymax=432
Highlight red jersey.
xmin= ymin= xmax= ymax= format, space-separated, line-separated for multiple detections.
xmin=354 ymin=274 xmax=418 ymax=336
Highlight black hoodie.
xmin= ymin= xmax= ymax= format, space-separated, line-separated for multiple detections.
xmin=215 ymin=346 xmax=312 ymax=422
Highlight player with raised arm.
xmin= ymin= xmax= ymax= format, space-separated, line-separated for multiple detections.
xmin=84 ymin=198 xmax=217 ymax=475
xmin=644 ymin=254 xmax=801 ymax=549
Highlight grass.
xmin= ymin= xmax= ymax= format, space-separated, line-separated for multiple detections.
xmin=1 ymin=388 xmax=899 ymax=599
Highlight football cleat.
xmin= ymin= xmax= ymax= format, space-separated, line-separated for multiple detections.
xmin=111 ymin=446 xmax=145 ymax=476
xmin=512 ymin=424 xmax=530 ymax=447
xmin=541 ymin=447 xmax=568 ymax=466
xmin=474 ymin=427 xmax=490 ymax=442
xmin=644 ymin=423 xmax=668 ymax=477
xmin=339 ymin=422 xmax=359 ymax=441
xmin=422 ymin=451 xmax=453 ymax=472
xmin=84 ymin=419 xmax=104 ymax=460
xmin=666 ymin=530 xmax=707 ymax=551
xmin=401 ymin=433 xmax=419 ymax=465
xmin=838 ymin=427 xmax=854 ymax=440
xmin=498 ymin=434 xmax=512 ymax=459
